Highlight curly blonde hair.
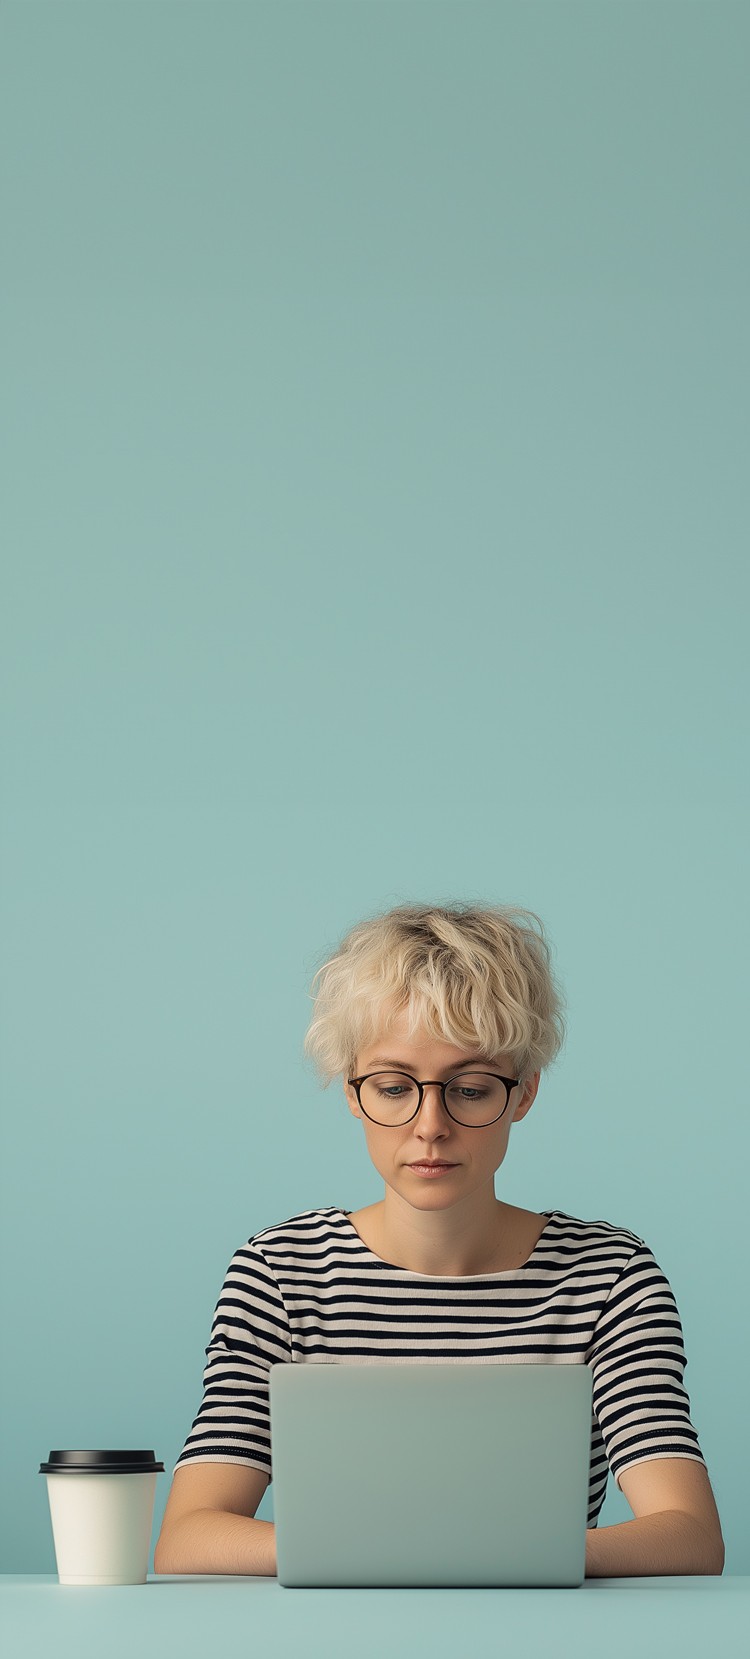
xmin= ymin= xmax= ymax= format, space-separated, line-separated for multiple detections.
xmin=303 ymin=901 xmax=567 ymax=1091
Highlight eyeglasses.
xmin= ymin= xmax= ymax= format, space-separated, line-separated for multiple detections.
xmin=347 ymin=1070 xmax=520 ymax=1127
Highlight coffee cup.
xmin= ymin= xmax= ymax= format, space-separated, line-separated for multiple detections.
xmin=40 ymin=1450 xmax=165 ymax=1585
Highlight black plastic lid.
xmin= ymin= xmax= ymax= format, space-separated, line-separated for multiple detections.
xmin=39 ymin=1450 xmax=165 ymax=1475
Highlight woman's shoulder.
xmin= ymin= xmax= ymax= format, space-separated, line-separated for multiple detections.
xmin=546 ymin=1209 xmax=647 ymax=1248
xmin=243 ymin=1205 xmax=349 ymax=1252
xmin=539 ymin=1209 xmax=661 ymax=1281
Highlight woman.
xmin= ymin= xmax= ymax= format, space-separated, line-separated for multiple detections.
xmin=155 ymin=901 xmax=724 ymax=1578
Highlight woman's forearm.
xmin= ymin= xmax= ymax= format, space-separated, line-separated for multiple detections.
xmin=586 ymin=1512 xmax=724 ymax=1578
xmin=156 ymin=1507 xmax=723 ymax=1581
xmin=154 ymin=1509 xmax=277 ymax=1577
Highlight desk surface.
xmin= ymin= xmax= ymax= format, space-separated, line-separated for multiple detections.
xmin=2 ymin=1575 xmax=747 ymax=1659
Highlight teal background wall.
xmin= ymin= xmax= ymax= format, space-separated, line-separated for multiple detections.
xmin=1 ymin=0 xmax=747 ymax=1574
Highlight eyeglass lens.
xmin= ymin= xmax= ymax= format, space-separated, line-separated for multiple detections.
xmin=358 ymin=1072 xmax=508 ymax=1126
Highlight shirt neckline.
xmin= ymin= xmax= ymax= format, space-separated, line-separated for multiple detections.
xmin=334 ymin=1207 xmax=558 ymax=1279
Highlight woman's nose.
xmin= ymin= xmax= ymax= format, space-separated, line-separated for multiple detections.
xmin=416 ymin=1083 xmax=453 ymax=1123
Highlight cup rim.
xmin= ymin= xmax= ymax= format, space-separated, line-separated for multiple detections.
xmin=40 ymin=1450 xmax=164 ymax=1474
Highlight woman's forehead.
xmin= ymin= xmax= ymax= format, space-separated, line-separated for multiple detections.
xmin=360 ymin=1027 xmax=501 ymax=1070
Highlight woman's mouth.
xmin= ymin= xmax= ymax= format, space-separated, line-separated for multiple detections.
xmin=407 ymin=1162 xmax=457 ymax=1177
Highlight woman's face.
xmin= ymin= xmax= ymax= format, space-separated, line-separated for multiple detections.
xmin=344 ymin=1008 xmax=540 ymax=1210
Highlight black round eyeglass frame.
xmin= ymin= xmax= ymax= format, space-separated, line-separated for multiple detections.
xmin=347 ymin=1071 xmax=520 ymax=1127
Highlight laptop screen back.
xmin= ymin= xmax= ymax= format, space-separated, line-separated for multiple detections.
xmin=269 ymin=1361 xmax=593 ymax=1587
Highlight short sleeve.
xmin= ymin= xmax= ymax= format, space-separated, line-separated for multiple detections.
xmin=174 ymin=1240 xmax=293 ymax=1479
xmin=587 ymin=1239 xmax=707 ymax=1489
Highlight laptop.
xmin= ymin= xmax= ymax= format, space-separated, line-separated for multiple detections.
xmin=269 ymin=1361 xmax=593 ymax=1588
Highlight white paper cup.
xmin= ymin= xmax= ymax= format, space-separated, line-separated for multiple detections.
xmin=40 ymin=1450 xmax=164 ymax=1585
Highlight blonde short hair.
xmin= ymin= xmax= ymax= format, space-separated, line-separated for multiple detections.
xmin=303 ymin=901 xmax=567 ymax=1091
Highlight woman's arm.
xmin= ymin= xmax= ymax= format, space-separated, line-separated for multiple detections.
xmin=154 ymin=1462 xmax=276 ymax=1576
xmin=154 ymin=1508 xmax=276 ymax=1576
xmin=586 ymin=1459 xmax=725 ymax=1577
xmin=586 ymin=1511 xmax=723 ymax=1577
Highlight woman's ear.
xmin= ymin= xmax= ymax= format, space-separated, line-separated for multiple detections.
xmin=514 ymin=1071 xmax=541 ymax=1119
xmin=343 ymin=1074 xmax=360 ymax=1115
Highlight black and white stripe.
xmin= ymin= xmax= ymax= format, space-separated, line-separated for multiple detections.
xmin=175 ymin=1206 xmax=706 ymax=1527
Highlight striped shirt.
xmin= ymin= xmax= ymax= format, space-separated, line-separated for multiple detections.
xmin=175 ymin=1206 xmax=707 ymax=1526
